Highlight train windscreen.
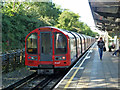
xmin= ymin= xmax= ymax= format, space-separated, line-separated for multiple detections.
xmin=55 ymin=33 xmax=67 ymax=54
xmin=26 ymin=33 xmax=37 ymax=54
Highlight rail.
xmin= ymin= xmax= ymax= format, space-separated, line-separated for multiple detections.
xmin=0 ymin=49 xmax=25 ymax=73
xmin=3 ymin=72 xmax=37 ymax=90
xmin=4 ymin=72 xmax=65 ymax=89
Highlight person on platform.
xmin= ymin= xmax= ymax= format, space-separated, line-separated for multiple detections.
xmin=97 ymin=37 xmax=105 ymax=60
xmin=109 ymin=42 xmax=115 ymax=52
xmin=112 ymin=46 xmax=120 ymax=56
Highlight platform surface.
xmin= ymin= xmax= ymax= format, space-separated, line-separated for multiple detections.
xmin=54 ymin=42 xmax=120 ymax=89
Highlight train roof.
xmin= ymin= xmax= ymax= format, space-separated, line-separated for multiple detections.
xmin=41 ymin=26 xmax=74 ymax=38
xmin=41 ymin=26 xmax=82 ymax=37
xmin=39 ymin=26 xmax=94 ymax=39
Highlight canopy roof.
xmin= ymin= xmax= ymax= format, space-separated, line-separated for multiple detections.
xmin=89 ymin=0 xmax=120 ymax=34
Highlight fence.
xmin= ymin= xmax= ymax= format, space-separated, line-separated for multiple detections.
xmin=0 ymin=49 xmax=25 ymax=73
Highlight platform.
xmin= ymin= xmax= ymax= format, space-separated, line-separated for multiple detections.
xmin=54 ymin=42 xmax=120 ymax=89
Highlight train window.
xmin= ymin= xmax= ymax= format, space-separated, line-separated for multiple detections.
xmin=70 ymin=38 xmax=76 ymax=59
xmin=27 ymin=33 xmax=37 ymax=54
xmin=54 ymin=33 xmax=67 ymax=54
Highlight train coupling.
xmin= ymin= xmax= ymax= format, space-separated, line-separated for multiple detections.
xmin=37 ymin=64 xmax=54 ymax=75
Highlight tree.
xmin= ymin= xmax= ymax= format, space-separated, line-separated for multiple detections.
xmin=2 ymin=1 xmax=97 ymax=52
xmin=57 ymin=10 xmax=80 ymax=31
xmin=2 ymin=2 xmax=61 ymax=52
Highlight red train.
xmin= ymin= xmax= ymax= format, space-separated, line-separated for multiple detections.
xmin=25 ymin=26 xmax=95 ymax=74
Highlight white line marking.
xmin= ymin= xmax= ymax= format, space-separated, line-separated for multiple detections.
xmin=85 ymin=56 xmax=90 ymax=59
xmin=54 ymin=43 xmax=95 ymax=89
xmin=88 ymin=50 xmax=93 ymax=53
xmin=73 ymin=67 xmax=84 ymax=69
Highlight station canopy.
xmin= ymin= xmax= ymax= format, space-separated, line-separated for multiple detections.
xmin=88 ymin=0 xmax=120 ymax=37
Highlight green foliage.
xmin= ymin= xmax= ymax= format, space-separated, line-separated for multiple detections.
xmin=2 ymin=2 xmax=97 ymax=52
xmin=57 ymin=10 xmax=80 ymax=31
xmin=56 ymin=10 xmax=98 ymax=37
xmin=2 ymin=2 xmax=61 ymax=52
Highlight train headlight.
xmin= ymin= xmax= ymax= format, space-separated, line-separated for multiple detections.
xmin=28 ymin=56 xmax=31 ymax=59
xmin=31 ymin=57 xmax=34 ymax=59
xmin=55 ymin=56 xmax=66 ymax=60
xmin=62 ymin=56 xmax=66 ymax=59
xmin=28 ymin=56 xmax=37 ymax=60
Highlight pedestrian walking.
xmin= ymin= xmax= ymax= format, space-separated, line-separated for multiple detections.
xmin=97 ymin=37 xmax=105 ymax=60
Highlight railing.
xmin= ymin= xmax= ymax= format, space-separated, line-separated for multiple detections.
xmin=0 ymin=49 xmax=25 ymax=73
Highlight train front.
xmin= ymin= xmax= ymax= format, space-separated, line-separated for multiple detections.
xmin=25 ymin=27 xmax=70 ymax=74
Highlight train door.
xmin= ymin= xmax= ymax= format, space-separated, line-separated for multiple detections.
xmin=40 ymin=32 xmax=52 ymax=61
xmin=77 ymin=33 xmax=82 ymax=54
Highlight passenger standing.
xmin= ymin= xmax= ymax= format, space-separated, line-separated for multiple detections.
xmin=97 ymin=37 xmax=105 ymax=60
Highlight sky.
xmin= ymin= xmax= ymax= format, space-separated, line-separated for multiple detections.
xmin=53 ymin=0 xmax=104 ymax=34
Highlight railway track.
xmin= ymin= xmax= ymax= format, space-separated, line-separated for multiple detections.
xmin=3 ymin=45 xmax=91 ymax=90
xmin=3 ymin=70 xmax=66 ymax=90
xmin=32 ymin=72 xmax=66 ymax=90
xmin=3 ymin=72 xmax=38 ymax=89
xmin=32 ymin=75 xmax=53 ymax=89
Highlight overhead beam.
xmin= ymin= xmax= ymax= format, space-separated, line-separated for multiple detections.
xmin=88 ymin=0 xmax=120 ymax=32
xmin=95 ymin=18 xmax=120 ymax=25
xmin=94 ymin=11 xmax=120 ymax=18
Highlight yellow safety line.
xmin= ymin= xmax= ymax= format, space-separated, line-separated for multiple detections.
xmin=64 ymin=66 xmax=79 ymax=88
xmin=64 ymin=49 xmax=92 ymax=89
xmin=64 ymin=60 xmax=83 ymax=89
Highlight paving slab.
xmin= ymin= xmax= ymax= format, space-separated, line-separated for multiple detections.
xmin=54 ymin=42 xmax=119 ymax=89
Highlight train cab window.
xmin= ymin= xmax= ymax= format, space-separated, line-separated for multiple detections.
xmin=27 ymin=33 xmax=37 ymax=54
xmin=54 ymin=33 xmax=67 ymax=54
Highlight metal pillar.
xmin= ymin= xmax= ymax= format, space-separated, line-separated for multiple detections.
xmin=114 ymin=30 xmax=120 ymax=50
xmin=104 ymin=31 xmax=109 ymax=51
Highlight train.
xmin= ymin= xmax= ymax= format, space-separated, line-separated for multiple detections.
xmin=25 ymin=26 xmax=95 ymax=74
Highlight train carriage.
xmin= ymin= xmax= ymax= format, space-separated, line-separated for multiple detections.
xmin=25 ymin=26 xmax=95 ymax=74
xmin=77 ymin=33 xmax=85 ymax=54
